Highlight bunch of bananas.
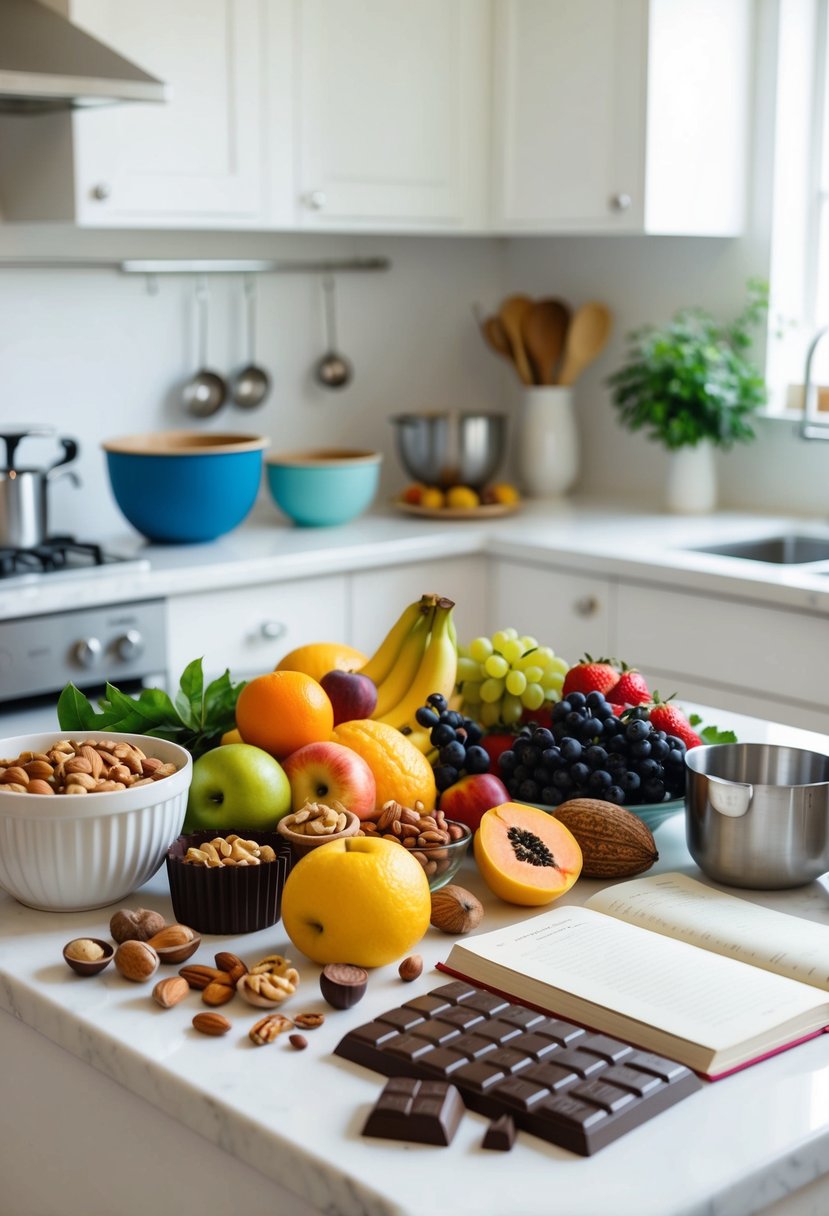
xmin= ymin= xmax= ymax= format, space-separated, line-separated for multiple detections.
xmin=359 ymin=595 xmax=458 ymax=752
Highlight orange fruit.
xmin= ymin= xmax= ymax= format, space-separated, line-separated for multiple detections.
xmin=281 ymin=837 xmax=430 ymax=966
xmin=275 ymin=641 xmax=367 ymax=685
xmin=331 ymin=719 xmax=437 ymax=812
xmin=420 ymin=487 xmax=445 ymax=510
xmin=446 ymin=485 xmax=480 ymax=509
xmin=236 ymin=670 xmax=334 ymax=759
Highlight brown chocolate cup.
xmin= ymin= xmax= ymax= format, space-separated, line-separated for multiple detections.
xmin=165 ymin=830 xmax=292 ymax=935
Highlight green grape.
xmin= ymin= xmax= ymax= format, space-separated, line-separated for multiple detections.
xmin=521 ymin=682 xmax=545 ymax=711
xmin=457 ymin=656 xmax=483 ymax=683
xmin=505 ymin=668 xmax=527 ymax=696
xmin=462 ymin=681 xmax=482 ymax=705
xmin=535 ymin=646 xmax=555 ymax=664
xmin=519 ymin=635 xmax=538 ymax=651
xmin=515 ymin=649 xmax=541 ymax=671
xmin=483 ymin=653 xmax=509 ymax=679
xmin=500 ymin=638 xmax=524 ymax=665
xmin=545 ymin=654 xmax=570 ymax=677
xmin=479 ymin=700 xmax=502 ymax=727
xmin=468 ymin=636 xmax=494 ymax=663
xmin=480 ymin=677 xmax=505 ymax=703
xmin=541 ymin=668 xmax=565 ymax=691
xmin=501 ymin=693 xmax=524 ymax=726
xmin=491 ymin=630 xmax=511 ymax=652
xmin=522 ymin=664 xmax=544 ymax=684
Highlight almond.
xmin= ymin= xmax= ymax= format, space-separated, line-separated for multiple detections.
xmin=114 ymin=940 xmax=160 ymax=982
xmin=202 ymin=980 xmax=235 ymax=1007
xmin=192 ymin=1012 xmax=231 ymax=1036
xmin=398 ymin=954 xmax=423 ymax=982
xmin=148 ymin=924 xmax=196 ymax=950
xmin=152 ymin=976 xmax=190 ymax=1009
xmin=215 ymin=951 xmax=248 ymax=984
xmin=179 ymin=964 xmax=227 ymax=990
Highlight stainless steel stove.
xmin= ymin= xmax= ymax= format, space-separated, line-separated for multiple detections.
xmin=0 ymin=535 xmax=167 ymax=734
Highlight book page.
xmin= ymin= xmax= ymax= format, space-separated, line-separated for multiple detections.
xmin=586 ymin=873 xmax=829 ymax=989
xmin=448 ymin=906 xmax=827 ymax=1055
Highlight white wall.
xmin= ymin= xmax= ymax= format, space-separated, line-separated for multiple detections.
xmin=1 ymin=221 xmax=826 ymax=542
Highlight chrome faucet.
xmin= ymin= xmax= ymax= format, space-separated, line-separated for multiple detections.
xmin=801 ymin=325 xmax=829 ymax=439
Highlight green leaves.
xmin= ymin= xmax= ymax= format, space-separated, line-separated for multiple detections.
xmin=688 ymin=713 xmax=738 ymax=745
xmin=607 ymin=280 xmax=769 ymax=451
xmin=56 ymin=659 xmax=247 ymax=759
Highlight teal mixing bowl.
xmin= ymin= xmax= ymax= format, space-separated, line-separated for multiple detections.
xmin=103 ymin=431 xmax=268 ymax=543
xmin=266 ymin=449 xmax=382 ymax=527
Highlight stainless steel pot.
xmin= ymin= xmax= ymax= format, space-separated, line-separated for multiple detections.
xmin=686 ymin=742 xmax=829 ymax=889
xmin=0 ymin=430 xmax=80 ymax=548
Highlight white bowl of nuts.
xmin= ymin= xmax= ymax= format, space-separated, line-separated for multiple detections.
xmin=0 ymin=731 xmax=192 ymax=912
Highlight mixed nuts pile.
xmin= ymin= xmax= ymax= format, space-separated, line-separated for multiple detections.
xmin=0 ymin=738 xmax=179 ymax=795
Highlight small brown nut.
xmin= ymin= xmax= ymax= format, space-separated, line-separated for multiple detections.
xmin=249 ymin=1014 xmax=293 ymax=1045
xmin=152 ymin=976 xmax=190 ymax=1009
xmin=114 ymin=939 xmax=160 ymax=982
xmin=192 ymin=1012 xmax=231 ymax=1036
xmin=215 ymin=952 xmax=248 ymax=984
xmin=202 ymin=980 xmax=236 ymax=1007
xmin=110 ymin=907 xmax=166 ymax=944
xmin=289 ymin=1034 xmax=308 ymax=1051
xmin=179 ymin=964 xmax=227 ymax=990
xmin=292 ymin=1012 xmax=325 ymax=1030
xmin=26 ymin=779 xmax=54 ymax=795
xmin=23 ymin=759 xmax=54 ymax=780
xmin=0 ymin=767 xmax=29 ymax=784
xmin=148 ymin=924 xmax=196 ymax=950
xmin=398 ymin=955 xmax=423 ymax=983
xmin=65 ymin=938 xmax=105 ymax=962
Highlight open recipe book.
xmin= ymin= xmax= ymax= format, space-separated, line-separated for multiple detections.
xmin=437 ymin=872 xmax=829 ymax=1080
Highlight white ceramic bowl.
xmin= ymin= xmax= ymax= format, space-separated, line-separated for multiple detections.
xmin=0 ymin=731 xmax=192 ymax=912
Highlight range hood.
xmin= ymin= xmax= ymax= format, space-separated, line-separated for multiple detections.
xmin=0 ymin=0 xmax=168 ymax=114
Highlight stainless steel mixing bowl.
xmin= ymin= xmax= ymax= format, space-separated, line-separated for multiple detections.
xmin=390 ymin=412 xmax=507 ymax=489
xmin=686 ymin=742 xmax=829 ymax=889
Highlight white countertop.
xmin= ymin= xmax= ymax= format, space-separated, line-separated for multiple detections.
xmin=4 ymin=707 xmax=829 ymax=1216
xmin=3 ymin=499 xmax=829 ymax=622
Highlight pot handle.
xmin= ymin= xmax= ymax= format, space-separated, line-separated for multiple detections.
xmin=47 ymin=438 xmax=79 ymax=478
xmin=707 ymin=775 xmax=753 ymax=817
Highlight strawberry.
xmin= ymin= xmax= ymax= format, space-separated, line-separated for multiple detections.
xmin=648 ymin=697 xmax=703 ymax=749
xmin=606 ymin=665 xmax=650 ymax=707
xmin=562 ymin=656 xmax=620 ymax=699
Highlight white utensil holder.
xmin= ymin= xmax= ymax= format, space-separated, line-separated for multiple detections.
xmin=517 ymin=387 xmax=579 ymax=497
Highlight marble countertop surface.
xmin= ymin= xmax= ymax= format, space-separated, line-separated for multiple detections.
xmin=2 ymin=498 xmax=829 ymax=621
xmin=4 ymin=709 xmax=829 ymax=1215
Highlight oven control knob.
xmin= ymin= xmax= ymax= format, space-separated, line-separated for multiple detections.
xmin=114 ymin=629 xmax=144 ymax=662
xmin=73 ymin=637 xmax=102 ymax=668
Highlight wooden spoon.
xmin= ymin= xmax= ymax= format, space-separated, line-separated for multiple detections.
xmin=498 ymin=294 xmax=535 ymax=386
xmin=480 ymin=315 xmax=513 ymax=362
xmin=522 ymin=299 xmax=571 ymax=386
xmin=557 ymin=302 xmax=613 ymax=386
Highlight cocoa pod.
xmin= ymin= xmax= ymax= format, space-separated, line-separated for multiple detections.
xmin=552 ymin=799 xmax=658 ymax=878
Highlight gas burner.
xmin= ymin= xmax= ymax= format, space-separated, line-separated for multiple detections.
xmin=0 ymin=535 xmax=121 ymax=579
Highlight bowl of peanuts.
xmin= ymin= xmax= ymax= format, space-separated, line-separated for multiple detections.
xmin=356 ymin=801 xmax=472 ymax=891
xmin=0 ymin=731 xmax=192 ymax=912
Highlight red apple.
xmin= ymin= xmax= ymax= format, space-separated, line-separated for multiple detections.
xmin=440 ymin=773 xmax=511 ymax=833
xmin=282 ymin=741 xmax=377 ymax=820
xmin=320 ymin=669 xmax=378 ymax=726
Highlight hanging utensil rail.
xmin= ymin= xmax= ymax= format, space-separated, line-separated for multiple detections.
xmin=0 ymin=256 xmax=390 ymax=275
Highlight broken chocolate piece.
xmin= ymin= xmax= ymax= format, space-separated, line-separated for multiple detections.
xmin=362 ymin=1077 xmax=464 ymax=1146
xmin=482 ymin=1113 xmax=516 ymax=1151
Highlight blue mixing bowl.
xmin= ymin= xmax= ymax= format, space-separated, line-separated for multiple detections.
xmin=103 ymin=432 xmax=268 ymax=543
xmin=266 ymin=449 xmax=382 ymax=527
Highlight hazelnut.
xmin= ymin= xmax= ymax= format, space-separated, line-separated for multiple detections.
xmin=398 ymin=954 xmax=423 ymax=982
xmin=110 ymin=907 xmax=166 ymax=944
xmin=65 ymin=938 xmax=105 ymax=962
xmin=114 ymin=939 xmax=160 ymax=982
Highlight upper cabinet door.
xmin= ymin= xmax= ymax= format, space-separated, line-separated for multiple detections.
xmin=294 ymin=0 xmax=489 ymax=230
xmin=70 ymin=0 xmax=266 ymax=226
xmin=492 ymin=0 xmax=750 ymax=236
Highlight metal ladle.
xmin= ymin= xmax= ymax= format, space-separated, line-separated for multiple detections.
xmin=314 ymin=274 xmax=353 ymax=389
xmin=232 ymin=275 xmax=271 ymax=410
xmin=182 ymin=276 xmax=228 ymax=418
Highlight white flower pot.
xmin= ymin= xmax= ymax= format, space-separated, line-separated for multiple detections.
xmin=517 ymin=387 xmax=579 ymax=497
xmin=665 ymin=443 xmax=717 ymax=514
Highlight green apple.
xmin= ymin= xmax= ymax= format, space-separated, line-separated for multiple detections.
xmin=184 ymin=743 xmax=292 ymax=833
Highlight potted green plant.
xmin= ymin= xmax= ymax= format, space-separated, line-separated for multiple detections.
xmin=607 ymin=279 xmax=768 ymax=512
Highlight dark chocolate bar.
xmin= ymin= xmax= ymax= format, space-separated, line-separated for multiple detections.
xmin=335 ymin=980 xmax=703 ymax=1156
xmin=362 ymin=1077 xmax=464 ymax=1146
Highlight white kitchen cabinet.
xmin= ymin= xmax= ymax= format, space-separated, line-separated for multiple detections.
xmin=0 ymin=0 xmax=268 ymax=227
xmin=491 ymin=0 xmax=750 ymax=235
xmin=290 ymin=0 xmax=489 ymax=231
xmin=348 ymin=557 xmax=488 ymax=654
xmin=490 ymin=559 xmax=613 ymax=662
xmin=166 ymin=574 xmax=348 ymax=683
xmin=614 ymin=581 xmax=829 ymax=732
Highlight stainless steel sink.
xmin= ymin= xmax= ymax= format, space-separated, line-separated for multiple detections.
xmin=690 ymin=534 xmax=829 ymax=564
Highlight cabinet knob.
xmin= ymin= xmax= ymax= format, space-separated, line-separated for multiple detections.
xmin=610 ymin=192 xmax=632 ymax=213
xmin=303 ymin=190 xmax=327 ymax=211
xmin=73 ymin=637 xmax=102 ymax=668
xmin=114 ymin=629 xmax=144 ymax=662
xmin=260 ymin=620 xmax=287 ymax=641
xmin=90 ymin=182 xmax=111 ymax=201
xmin=574 ymin=596 xmax=600 ymax=618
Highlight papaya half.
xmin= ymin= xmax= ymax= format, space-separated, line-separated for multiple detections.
xmin=474 ymin=802 xmax=583 ymax=906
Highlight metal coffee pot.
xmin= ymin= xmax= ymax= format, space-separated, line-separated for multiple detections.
xmin=0 ymin=427 xmax=81 ymax=548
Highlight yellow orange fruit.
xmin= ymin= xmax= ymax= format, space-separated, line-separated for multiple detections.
xmin=275 ymin=641 xmax=368 ymax=684
xmin=281 ymin=837 xmax=430 ymax=966
xmin=236 ymin=670 xmax=334 ymax=759
xmin=331 ymin=719 xmax=437 ymax=812
xmin=420 ymin=487 xmax=445 ymax=510
xmin=484 ymin=482 xmax=520 ymax=506
xmin=446 ymin=485 xmax=480 ymax=509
